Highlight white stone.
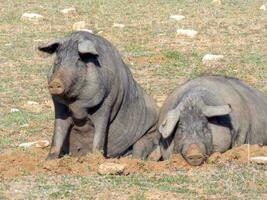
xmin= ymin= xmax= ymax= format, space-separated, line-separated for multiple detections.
xmin=212 ymin=0 xmax=221 ymax=5
xmin=18 ymin=140 xmax=50 ymax=148
xmin=202 ymin=54 xmax=224 ymax=62
xmin=169 ymin=15 xmax=185 ymax=21
xmin=260 ymin=5 xmax=266 ymax=10
xmin=10 ymin=108 xmax=20 ymax=113
xmin=27 ymin=101 xmax=38 ymax=105
xmin=73 ymin=21 xmax=86 ymax=31
xmin=176 ymin=29 xmax=198 ymax=37
xmin=21 ymin=124 xmax=29 ymax=128
xmin=60 ymin=7 xmax=76 ymax=14
xmin=21 ymin=13 xmax=44 ymax=21
xmin=33 ymin=39 xmax=43 ymax=42
xmin=98 ymin=163 xmax=126 ymax=175
xmin=251 ymin=156 xmax=267 ymax=164
xmin=79 ymin=29 xmax=93 ymax=33
xmin=113 ymin=23 xmax=125 ymax=28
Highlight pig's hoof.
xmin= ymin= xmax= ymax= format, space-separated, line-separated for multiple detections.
xmin=46 ymin=152 xmax=60 ymax=160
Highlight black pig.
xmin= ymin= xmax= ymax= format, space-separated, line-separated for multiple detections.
xmin=39 ymin=31 xmax=159 ymax=160
xmin=158 ymin=75 xmax=267 ymax=166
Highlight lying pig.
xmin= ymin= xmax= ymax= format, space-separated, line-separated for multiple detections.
xmin=158 ymin=75 xmax=267 ymax=166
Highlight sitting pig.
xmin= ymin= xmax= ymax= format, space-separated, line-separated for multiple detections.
xmin=39 ymin=31 xmax=158 ymax=160
xmin=158 ymin=75 xmax=267 ymax=166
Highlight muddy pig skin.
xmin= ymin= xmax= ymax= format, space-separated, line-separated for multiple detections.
xmin=69 ymin=119 xmax=95 ymax=157
xmin=158 ymin=75 xmax=267 ymax=166
xmin=39 ymin=31 xmax=159 ymax=160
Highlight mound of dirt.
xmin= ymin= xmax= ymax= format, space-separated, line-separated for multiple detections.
xmin=0 ymin=148 xmax=188 ymax=178
xmin=0 ymin=144 xmax=266 ymax=178
xmin=208 ymin=144 xmax=267 ymax=164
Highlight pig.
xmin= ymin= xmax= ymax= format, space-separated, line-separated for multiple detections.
xmin=38 ymin=31 xmax=159 ymax=160
xmin=158 ymin=75 xmax=267 ymax=166
xmin=68 ymin=119 xmax=95 ymax=157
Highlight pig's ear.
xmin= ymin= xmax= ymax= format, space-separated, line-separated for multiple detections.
xmin=200 ymin=101 xmax=231 ymax=117
xmin=38 ymin=38 xmax=63 ymax=54
xmin=78 ymin=40 xmax=98 ymax=56
xmin=159 ymin=108 xmax=180 ymax=138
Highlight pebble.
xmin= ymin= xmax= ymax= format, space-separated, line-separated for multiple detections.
xmin=250 ymin=156 xmax=267 ymax=164
xmin=176 ymin=29 xmax=198 ymax=37
xmin=21 ymin=124 xmax=29 ymax=128
xmin=21 ymin=13 xmax=44 ymax=21
xmin=98 ymin=163 xmax=126 ymax=175
xmin=18 ymin=140 xmax=50 ymax=148
xmin=73 ymin=21 xmax=86 ymax=31
xmin=10 ymin=108 xmax=20 ymax=113
xmin=27 ymin=101 xmax=38 ymax=105
xmin=260 ymin=5 xmax=266 ymax=10
xmin=169 ymin=15 xmax=185 ymax=21
xmin=79 ymin=29 xmax=93 ymax=33
xmin=113 ymin=23 xmax=125 ymax=28
xmin=202 ymin=54 xmax=224 ymax=62
xmin=212 ymin=0 xmax=222 ymax=5
xmin=60 ymin=7 xmax=76 ymax=14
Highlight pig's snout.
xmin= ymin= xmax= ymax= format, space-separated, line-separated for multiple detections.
xmin=182 ymin=143 xmax=206 ymax=166
xmin=48 ymin=80 xmax=64 ymax=95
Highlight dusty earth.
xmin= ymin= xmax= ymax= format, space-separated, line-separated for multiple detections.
xmin=0 ymin=144 xmax=266 ymax=178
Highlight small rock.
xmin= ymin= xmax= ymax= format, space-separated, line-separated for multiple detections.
xmin=33 ymin=39 xmax=43 ymax=42
xmin=169 ymin=15 xmax=185 ymax=21
xmin=27 ymin=101 xmax=38 ymax=105
xmin=98 ymin=163 xmax=126 ymax=175
xmin=212 ymin=0 xmax=221 ymax=5
xmin=79 ymin=29 xmax=93 ymax=33
xmin=4 ymin=43 xmax=12 ymax=46
xmin=176 ymin=29 xmax=198 ymax=38
xmin=18 ymin=140 xmax=50 ymax=148
xmin=21 ymin=13 xmax=44 ymax=21
xmin=21 ymin=124 xmax=29 ymax=128
xmin=10 ymin=108 xmax=20 ymax=113
xmin=260 ymin=5 xmax=266 ymax=10
xmin=113 ymin=23 xmax=125 ymax=28
xmin=202 ymin=54 xmax=224 ymax=63
xmin=73 ymin=21 xmax=86 ymax=31
xmin=60 ymin=7 xmax=76 ymax=14
xmin=250 ymin=156 xmax=267 ymax=164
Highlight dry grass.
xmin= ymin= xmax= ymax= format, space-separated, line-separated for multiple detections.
xmin=0 ymin=0 xmax=267 ymax=199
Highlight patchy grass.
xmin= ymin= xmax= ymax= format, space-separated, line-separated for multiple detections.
xmin=0 ymin=163 xmax=266 ymax=199
xmin=0 ymin=0 xmax=267 ymax=199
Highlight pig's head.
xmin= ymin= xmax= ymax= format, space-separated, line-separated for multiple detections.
xmin=159 ymin=97 xmax=231 ymax=166
xmin=38 ymin=33 xmax=99 ymax=98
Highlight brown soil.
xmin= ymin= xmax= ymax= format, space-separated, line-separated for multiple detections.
xmin=208 ymin=144 xmax=267 ymax=164
xmin=0 ymin=144 xmax=266 ymax=178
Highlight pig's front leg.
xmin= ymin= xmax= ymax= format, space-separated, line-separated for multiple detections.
xmin=91 ymin=105 xmax=111 ymax=153
xmin=47 ymin=100 xmax=73 ymax=160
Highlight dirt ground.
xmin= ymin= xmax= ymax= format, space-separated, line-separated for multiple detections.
xmin=1 ymin=0 xmax=267 ymax=198
xmin=0 ymin=144 xmax=266 ymax=178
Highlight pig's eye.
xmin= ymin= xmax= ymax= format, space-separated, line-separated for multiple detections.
xmin=79 ymin=53 xmax=97 ymax=63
